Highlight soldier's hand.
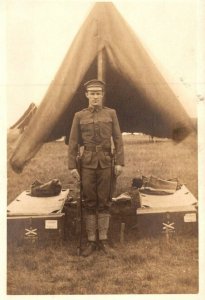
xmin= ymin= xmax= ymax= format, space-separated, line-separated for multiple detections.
xmin=70 ymin=169 xmax=80 ymax=181
xmin=114 ymin=165 xmax=123 ymax=177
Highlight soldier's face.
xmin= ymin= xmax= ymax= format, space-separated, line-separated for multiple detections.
xmin=86 ymin=88 xmax=104 ymax=108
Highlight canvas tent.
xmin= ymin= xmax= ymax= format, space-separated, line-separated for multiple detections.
xmin=8 ymin=103 xmax=37 ymax=147
xmin=10 ymin=2 xmax=194 ymax=173
xmin=10 ymin=103 xmax=37 ymax=133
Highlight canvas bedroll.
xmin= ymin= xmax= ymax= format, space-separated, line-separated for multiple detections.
xmin=10 ymin=2 xmax=194 ymax=173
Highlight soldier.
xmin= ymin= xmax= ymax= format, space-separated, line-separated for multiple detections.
xmin=68 ymin=79 xmax=124 ymax=257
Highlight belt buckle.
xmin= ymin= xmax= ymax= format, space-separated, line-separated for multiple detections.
xmin=96 ymin=145 xmax=102 ymax=152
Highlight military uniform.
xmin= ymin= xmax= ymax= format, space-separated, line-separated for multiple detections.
xmin=69 ymin=105 xmax=124 ymax=205
xmin=68 ymin=80 xmax=124 ymax=256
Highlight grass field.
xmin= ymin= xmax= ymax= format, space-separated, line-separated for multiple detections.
xmin=7 ymin=133 xmax=198 ymax=294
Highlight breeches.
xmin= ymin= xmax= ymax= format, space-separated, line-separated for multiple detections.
xmin=81 ymin=167 xmax=112 ymax=214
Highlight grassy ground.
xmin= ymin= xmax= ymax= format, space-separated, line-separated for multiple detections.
xmin=7 ymin=133 xmax=198 ymax=294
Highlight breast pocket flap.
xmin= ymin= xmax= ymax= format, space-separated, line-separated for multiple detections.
xmin=80 ymin=119 xmax=93 ymax=125
xmin=99 ymin=117 xmax=112 ymax=123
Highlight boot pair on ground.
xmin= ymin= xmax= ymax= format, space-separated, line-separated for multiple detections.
xmin=81 ymin=240 xmax=116 ymax=258
xmin=82 ymin=213 xmax=116 ymax=257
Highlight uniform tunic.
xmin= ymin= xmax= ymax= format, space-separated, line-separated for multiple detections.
xmin=68 ymin=106 xmax=124 ymax=214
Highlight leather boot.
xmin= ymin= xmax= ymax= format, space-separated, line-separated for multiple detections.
xmin=98 ymin=240 xmax=116 ymax=258
xmin=81 ymin=214 xmax=97 ymax=257
xmin=98 ymin=213 xmax=116 ymax=258
xmin=81 ymin=241 xmax=97 ymax=257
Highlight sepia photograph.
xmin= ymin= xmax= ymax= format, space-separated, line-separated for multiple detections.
xmin=1 ymin=0 xmax=205 ymax=298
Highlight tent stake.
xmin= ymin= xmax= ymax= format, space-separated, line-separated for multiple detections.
xmin=120 ymin=222 xmax=125 ymax=244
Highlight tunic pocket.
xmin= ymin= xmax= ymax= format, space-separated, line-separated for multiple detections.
xmin=80 ymin=119 xmax=94 ymax=138
xmin=98 ymin=117 xmax=112 ymax=123
xmin=103 ymin=152 xmax=112 ymax=163
xmin=81 ymin=150 xmax=92 ymax=165
xmin=99 ymin=118 xmax=112 ymax=138
xmin=80 ymin=119 xmax=93 ymax=125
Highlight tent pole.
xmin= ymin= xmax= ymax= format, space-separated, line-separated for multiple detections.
xmin=97 ymin=48 xmax=105 ymax=82
xmin=96 ymin=17 xmax=105 ymax=82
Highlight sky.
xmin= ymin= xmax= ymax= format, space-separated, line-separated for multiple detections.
xmin=4 ymin=0 xmax=202 ymax=126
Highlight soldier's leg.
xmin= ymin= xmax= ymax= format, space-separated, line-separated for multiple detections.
xmin=98 ymin=212 xmax=110 ymax=241
xmin=96 ymin=167 xmax=116 ymax=256
xmin=81 ymin=168 xmax=98 ymax=256
xmin=96 ymin=167 xmax=112 ymax=215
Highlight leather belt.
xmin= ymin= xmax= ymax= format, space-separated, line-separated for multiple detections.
xmin=84 ymin=145 xmax=111 ymax=153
